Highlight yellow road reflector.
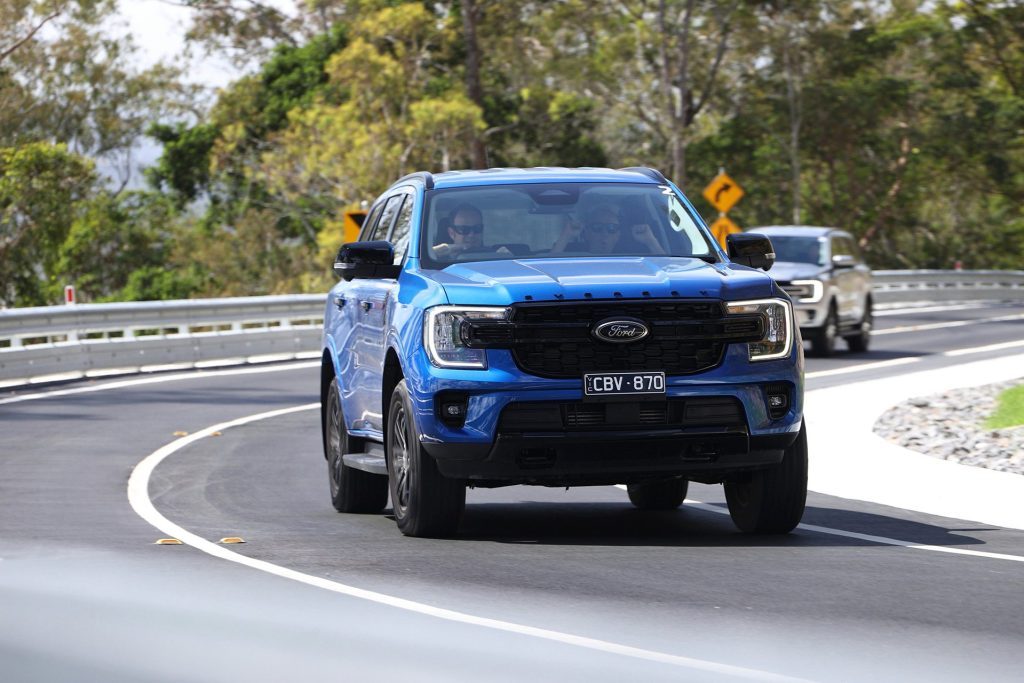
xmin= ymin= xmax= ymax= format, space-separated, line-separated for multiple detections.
xmin=211 ymin=431 xmax=222 ymax=437
xmin=219 ymin=537 xmax=245 ymax=544
xmin=155 ymin=538 xmax=183 ymax=545
xmin=173 ymin=430 xmax=188 ymax=437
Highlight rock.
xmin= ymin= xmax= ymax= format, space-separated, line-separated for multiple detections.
xmin=874 ymin=380 xmax=1024 ymax=477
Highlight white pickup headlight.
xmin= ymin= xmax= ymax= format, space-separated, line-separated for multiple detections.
xmin=788 ymin=279 xmax=824 ymax=303
xmin=726 ymin=298 xmax=793 ymax=361
xmin=424 ymin=306 xmax=510 ymax=369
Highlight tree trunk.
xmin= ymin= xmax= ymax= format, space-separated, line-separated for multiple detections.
xmin=783 ymin=33 xmax=802 ymax=225
xmin=460 ymin=0 xmax=488 ymax=169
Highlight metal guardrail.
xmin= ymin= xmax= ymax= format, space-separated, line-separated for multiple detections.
xmin=1 ymin=270 xmax=1021 ymax=387
xmin=871 ymin=270 xmax=1024 ymax=304
xmin=0 ymin=295 xmax=324 ymax=386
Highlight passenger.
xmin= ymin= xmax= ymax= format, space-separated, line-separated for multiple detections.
xmin=552 ymin=204 xmax=665 ymax=255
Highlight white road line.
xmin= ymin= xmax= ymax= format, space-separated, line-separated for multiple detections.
xmin=0 ymin=361 xmax=320 ymax=406
xmin=667 ymin=498 xmax=1024 ymax=564
xmin=128 ymin=404 xmax=805 ymax=682
xmin=874 ymin=302 xmax=1012 ymax=316
xmin=943 ymin=339 xmax=1024 ymax=357
xmin=805 ymin=357 xmax=920 ymax=379
xmin=873 ymin=312 xmax=1024 ymax=336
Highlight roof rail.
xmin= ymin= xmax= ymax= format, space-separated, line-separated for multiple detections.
xmin=618 ymin=167 xmax=668 ymax=184
xmin=394 ymin=171 xmax=435 ymax=190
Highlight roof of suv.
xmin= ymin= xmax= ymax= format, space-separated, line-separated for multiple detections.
xmin=393 ymin=167 xmax=667 ymax=191
xmin=747 ymin=226 xmax=846 ymax=238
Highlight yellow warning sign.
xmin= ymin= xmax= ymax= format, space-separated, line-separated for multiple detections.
xmin=703 ymin=172 xmax=745 ymax=214
xmin=709 ymin=215 xmax=742 ymax=249
xmin=343 ymin=210 xmax=367 ymax=244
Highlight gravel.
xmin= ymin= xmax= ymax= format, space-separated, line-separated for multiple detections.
xmin=873 ymin=381 xmax=1024 ymax=475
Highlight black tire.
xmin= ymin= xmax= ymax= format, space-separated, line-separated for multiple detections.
xmin=387 ymin=380 xmax=465 ymax=537
xmin=845 ymin=299 xmax=872 ymax=352
xmin=724 ymin=422 xmax=808 ymax=534
xmin=325 ymin=378 xmax=388 ymax=513
xmin=626 ymin=477 xmax=688 ymax=510
xmin=810 ymin=304 xmax=838 ymax=357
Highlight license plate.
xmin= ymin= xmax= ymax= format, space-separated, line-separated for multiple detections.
xmin=583 ymin=371 xmax=666 ymax=398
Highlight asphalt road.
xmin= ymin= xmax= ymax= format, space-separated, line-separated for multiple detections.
xmin=1 ymin=301 xmax=1023 ymax=682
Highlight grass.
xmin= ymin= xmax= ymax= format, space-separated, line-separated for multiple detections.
xmin=985 ymin=384 xmax=1024 ymax=429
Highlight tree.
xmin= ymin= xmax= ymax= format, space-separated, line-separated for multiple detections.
xmin=55 ymin=191 xmax=182 ymax=301
xmin=257 ymin=3 xmax=484 ymax=207
xmin=0 ymin=0 xmax=186 ymax=185
xmin=0 ymin=143 xmax=96 ymax=306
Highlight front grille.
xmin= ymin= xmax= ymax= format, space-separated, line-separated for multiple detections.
xmin=500 ymin=397 xmax=746 ymax=432
xmin=778 ymin=281 xmax=814 ymax=300
xmin=462 ymin=300 xmax=763 ymax=379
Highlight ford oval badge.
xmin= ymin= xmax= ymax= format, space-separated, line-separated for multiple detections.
xmin=593 ymin=318 xmax=649 ymax=343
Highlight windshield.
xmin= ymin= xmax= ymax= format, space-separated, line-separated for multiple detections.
xmin=419 ymin=182 xmax=714 ymax=267
xmin=763 ymin=235 xmax=827 ymax=266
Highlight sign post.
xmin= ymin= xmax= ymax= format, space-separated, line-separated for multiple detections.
xmin=64 ymin=285 xmax=76 ymax=305
xmin=702 ymin=171 xmax=745 ymax=249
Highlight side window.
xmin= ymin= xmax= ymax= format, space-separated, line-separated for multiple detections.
xmin=846 ymin=236 xmax=864 ymax=262
xmin=389 ymin=194 xmax=414 ymax=264
xmin=831 ymin=236 xmax=850 ymax=258
xmin=358 ymin=203 xmax=385 ymax=242
xmin=370 ymin=195 xmax=403 ymax=242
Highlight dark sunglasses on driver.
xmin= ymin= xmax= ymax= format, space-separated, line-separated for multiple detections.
xmin=451 ymin=224 xmax=484 ymax=235
xmin=585 ymin=222 xmax=620 ymax=234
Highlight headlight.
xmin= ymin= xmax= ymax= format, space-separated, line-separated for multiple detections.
xmin=788 ymin=279 xmax=823 ymax=303
xmin=726 ymin=298 xmax=793 ymax=361
xmin=424 ymin=306 xmax=510 ymax=369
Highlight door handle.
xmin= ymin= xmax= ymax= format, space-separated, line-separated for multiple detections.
xmin=361 ymin=301 xmax=373 ymax=312
xmin=334 ymin=296 xmax=346 ymax=309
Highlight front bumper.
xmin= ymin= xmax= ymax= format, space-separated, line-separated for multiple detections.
xmin=424 ymin=429 xmax=797 ymax=486
xmin=406 ymin=341 xmax=803 ymax=486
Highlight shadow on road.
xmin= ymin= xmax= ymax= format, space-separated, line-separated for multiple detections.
xmin=453 ymin=501 xmax=995 ymax=549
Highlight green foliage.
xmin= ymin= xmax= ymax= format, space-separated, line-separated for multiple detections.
xmin=0 ymin=143 xmax=97 ymax=306
xmin=985 ymin=384 xmax=1024 ymax=430
xmin=170 ymin=208 xmax=321 ymax=298
xmin=56 ymin=191 xmax=183 ymax=301
xmin=489 ymin=89 xmax=608 ymax=168
xmin=146 ymin=123 xmax=220 ymax=204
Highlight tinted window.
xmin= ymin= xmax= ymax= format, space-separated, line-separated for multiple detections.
xmin=420 ymin=182 xmax=712 ymax=267
xmin=359 ymin=203 xmax=385 ymax=242
xmin=370 ymin=195 xmax=403 ymax=242
xmin=390 ymin=195 xmax=414 ymax=264
xmin=762 ymin=236 xmax=826 ymax=266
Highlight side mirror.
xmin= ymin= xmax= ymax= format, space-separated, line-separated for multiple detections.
xmin=333 ymin=241 xmax=401 ymax=281
xmin=727 ymin=233 xmax=775 ymax=271
xmin=832 ymin=254 xmax=856 ymax=269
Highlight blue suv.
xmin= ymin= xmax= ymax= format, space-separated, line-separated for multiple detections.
xmin=321 ymin=168 xmax=805 ymax=537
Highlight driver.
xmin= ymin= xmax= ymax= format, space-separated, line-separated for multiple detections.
xmin=432 ymin=204 xmax=511 ymax=258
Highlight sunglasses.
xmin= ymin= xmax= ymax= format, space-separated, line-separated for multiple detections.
xmin=451 ymin=224 xmax=484 ymax=235
xmin=585 ymin=222 xmax=620 ymax=234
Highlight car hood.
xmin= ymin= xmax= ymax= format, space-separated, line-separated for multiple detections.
xmin=766 ymin=261 xmax=828 ymax=282
xmin=425 ymin=257 xmax=776 ymax=306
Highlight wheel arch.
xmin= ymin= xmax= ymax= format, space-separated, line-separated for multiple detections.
xmin=320 ymin=350 xmax=336 ymax=459
xmin=381 ymin=347 xmax=405 ymax=448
